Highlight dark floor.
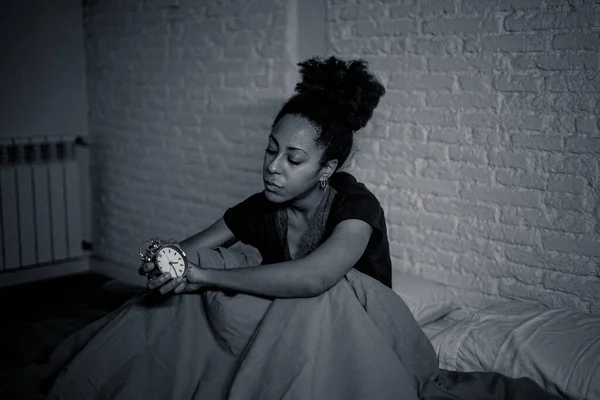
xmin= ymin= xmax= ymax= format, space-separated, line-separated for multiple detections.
xmin=0 ymin=273 xmax=139 ymax=371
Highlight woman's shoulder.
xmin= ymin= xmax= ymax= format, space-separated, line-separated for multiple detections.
xmin=329 ymin=172 xmax=380 ymax=205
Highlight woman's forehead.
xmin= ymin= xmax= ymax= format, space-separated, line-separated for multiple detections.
xmin=270 ymin=115 xmax=319 ymax=151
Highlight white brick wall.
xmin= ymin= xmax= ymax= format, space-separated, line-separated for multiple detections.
xmin=329 ymin=0 xmax=600 ymax=313
xmin=85 ymin=0 xmax=293 ymax=269
xmin=85 ymin=0 xmax=599 ymax=313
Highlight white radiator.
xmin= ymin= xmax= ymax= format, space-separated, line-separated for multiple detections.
xmin=0 ymin=136 xmax=86 ymax=273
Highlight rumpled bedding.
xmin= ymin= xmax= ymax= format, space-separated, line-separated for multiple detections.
xmin=428 ymin=302 xmax=600 ymax=400
xmin=2 ymin=248 xmax=563 ymax=400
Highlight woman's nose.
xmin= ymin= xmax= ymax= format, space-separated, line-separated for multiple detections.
xmin=267 ymin=155 xmax=282 ymax=174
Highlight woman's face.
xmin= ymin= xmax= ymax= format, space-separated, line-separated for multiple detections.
xmin=262 ymin=114 xmax=332 ymax=204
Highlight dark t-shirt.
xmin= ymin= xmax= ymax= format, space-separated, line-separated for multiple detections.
xmin=223 ymin=172 xmax=392 ymax=287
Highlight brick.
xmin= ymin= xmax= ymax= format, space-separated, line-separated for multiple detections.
xmin=546 ymin=175 xmax=587 ymax=194
xmin=473 ymin=129 xmax=510 ymax=147
xmin=407 ymin=37 xmax=462 ymax=55
xmin=505 ymin=11 xmax=599 ymax=32
xmin=500 ymin=207 xmax=591 ymax=234
xmin=489 ymin=149 xmax=530 ymax=169
xmin=500 ymin=113 xmax=544 ymax=132
xmin=391 ymin=38 xmax=407 ymax=55
xmin=511 ymin=53 xmax=598 ymax=71
xmin=352 ymin=19 xmax=418 ymax=37
xmin=449 ymin=145 xmax=487 ymax=164
xmin=456 ymin=253 xmax=507 ymax=277
xmin=498 ymin=280 xmax=590 ymax=311
xmin=389 ymin=209 xmax=457 ymax=233
xmin=405 ymin=247 xmax=457 ymax=269
xmin=462 ymin=0 xmax=542 ymax=13
xmin=389 ymin=226 xmax=420 ymax=245
xmin=422 ymin=197 xmax=496 ymax=221
xmin=539 ymin=154 xmax=595 ymax=175
xmin=493 ymin=73 xmax=542 ymax=92
xmin=458 ymin=75 xmax=492 ymax=92
xmin=543 ymin=192 xmax=587 ymax=212
xmin=458 ymin=221 xmax=539 ymax=247
xmin=421 ymin=231 xmax=498 ymax=258
xmin=466 ymin=34 xmax=547 ymax=52
xmin=460 ymin=111 xmax=498 ymax=129
xmin=409 ymin=142 xmax=448 ymax=160
xmin=389 ymin=73 xmax=454 ymax=90
xmin=505 ymin=246 xmax=598 ymax=276
xmin=336 ymin=4 xmax=387 ymax=21
xmin=331 ymin=38 xmax=390 ymax=55
xmin=552 ymin=32 xmax=600 ymax=50
xmin=501 ymin=93 xmax=599 ymax=114
xmin=402 ymin=124 xmax=428 ymax=142
xmin=329 ymin=23 xmax=351 ymax=40
xmin=389 ymin=0 xmax=419 ymax=18
xmin=427 ymin=127 xmax=469 ymax=144
xmin=390 ymin=175 xmax=460 ymax=196
xmin=542 ymin=234 xmax=600 ymax=258
xmin=425 ymin=92 xmax=495 ymax=109
xmin=546 ymin=72 xmax=600 ymax=93
xmin=565 ymin=137 xmax=600 ymax=154
xmin=421 ymin=0 xmax=456 ymax=16
xmin=427 ymin=56 xmax=494 ymax=72
xmin=496 ymin=170 xmax=546 ymax=190
xmin=543 ymin=272 xmax=600 ymax=300
xmin=424 ymin=17 xmax=497 ymax=34
xmin=422 ymin=161 xmax=493 ymax=183
xmin=575 ymin=116 xmax=600 ymax=135
xmin=391 ymin=108 xmax=457 ymax=126
xmin=382 ymin=91 xmax=425 ymax=107
xmin=511 ymin=134 xmax=563 ymax=151
xmin=461 ymin=186 xmax=541 ymax=207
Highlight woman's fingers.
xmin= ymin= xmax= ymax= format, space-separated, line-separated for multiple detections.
xmin=147 ymin=272 xmax=172 ymax=290
xmin=145 ymin=272 xmax=186 ymax=294
xmin=138 ymin=262 xmax=155 ymax=276
xmin=172 ymin=280 xmax=187 ymax=295
xmin=158 ymin=276 xmax=186 ymax=295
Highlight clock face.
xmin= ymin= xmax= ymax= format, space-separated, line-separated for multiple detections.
xmin=155 ymin=245 xmax=187 ymax=277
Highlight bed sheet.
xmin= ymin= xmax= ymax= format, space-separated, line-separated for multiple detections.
xmin=425 ymin=301 xmax=600 ymax=400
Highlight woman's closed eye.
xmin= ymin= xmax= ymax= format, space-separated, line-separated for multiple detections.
xmin=265 ymin=148 xmax=302 ymax=165
xmin=287 ymin=157 xmax=302 ymax=165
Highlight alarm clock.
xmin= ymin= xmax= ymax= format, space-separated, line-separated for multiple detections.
xmin=140 ymin=238 xmax=189 ymax=278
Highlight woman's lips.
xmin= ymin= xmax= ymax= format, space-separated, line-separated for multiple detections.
xmin=264 ymin=181 xmax=282 ymax=191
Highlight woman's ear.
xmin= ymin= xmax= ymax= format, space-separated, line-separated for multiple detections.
xmin=322 ymin=159 xmax=338 ymax=181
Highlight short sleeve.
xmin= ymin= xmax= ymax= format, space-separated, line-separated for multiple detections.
xmin=223 ymin=192 xmax=265 ymax=247
xmin=328 ymin=191 xmax=385 ymax=236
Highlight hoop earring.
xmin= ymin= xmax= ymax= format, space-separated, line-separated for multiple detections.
xmin=320 ymin=179 xmax=328 ymax=189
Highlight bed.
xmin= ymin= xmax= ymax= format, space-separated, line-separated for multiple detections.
xmin=393 ymin=274 xmax=600 ymax=400
xmin=1 ymin=270 xmax=597 ymax=399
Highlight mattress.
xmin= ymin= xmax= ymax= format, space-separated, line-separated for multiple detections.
xmin=424 ymin=301 xmax=600 ymax=400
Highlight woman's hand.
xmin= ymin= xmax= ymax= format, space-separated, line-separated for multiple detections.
xmin=139 ymin=261 xmax=210 ymax=295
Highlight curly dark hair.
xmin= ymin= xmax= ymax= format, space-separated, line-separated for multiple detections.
xmin=272 ymin=56 xmax=386 ymax=169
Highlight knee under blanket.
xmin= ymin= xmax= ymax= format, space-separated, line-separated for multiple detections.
xmin=2 ymin=248 xmax=563 ymax=400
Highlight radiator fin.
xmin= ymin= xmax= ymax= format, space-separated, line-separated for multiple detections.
xmin=0 ymin=136 xmax=84 ymax=270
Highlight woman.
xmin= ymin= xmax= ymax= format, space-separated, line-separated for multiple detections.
xmin=5 ymin=57 xmax=562 ymax=400
xmin=141 ymin=56 xmax=392 ymax=299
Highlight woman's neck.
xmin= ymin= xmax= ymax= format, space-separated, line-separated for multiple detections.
xmin=287 ymin=185 xmax=329 ymax=223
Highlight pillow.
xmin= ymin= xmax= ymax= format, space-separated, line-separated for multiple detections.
xmin=430 ymin=301 xmax=600 ymax=400
xmin=392 ymin=274 xmax=458 ymax=326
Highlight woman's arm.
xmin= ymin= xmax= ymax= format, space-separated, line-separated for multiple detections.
xmin=180 ymin=217 xmax=238 ymax=254
xmin=197 ymin=219 xmax=373 ymax=298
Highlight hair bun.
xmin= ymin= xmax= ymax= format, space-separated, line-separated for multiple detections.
xmin=294 ymin=56 xmax=385 ymax=133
